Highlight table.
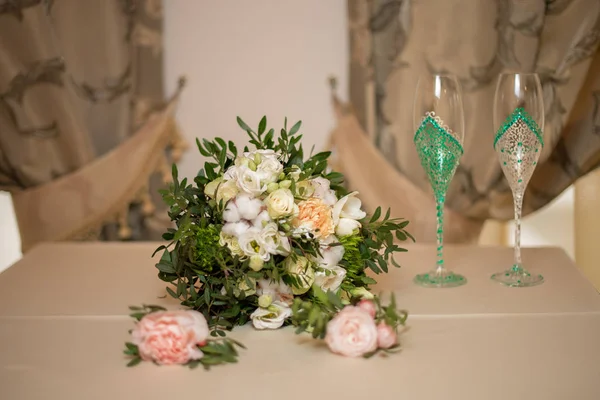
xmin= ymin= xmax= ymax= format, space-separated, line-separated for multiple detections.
xmin=1 ymin=243 xmax=599 ymax=399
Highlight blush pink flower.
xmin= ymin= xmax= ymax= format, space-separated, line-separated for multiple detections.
xmin=357 ymin=299 xmax=377 ymax=319
xmin=376 ymin=322 xmax=397 ymax=349
xmin=325 ymin=306 xmax=378 ymax=357
xmin=131 ymin=310 xmax=209 ymax=365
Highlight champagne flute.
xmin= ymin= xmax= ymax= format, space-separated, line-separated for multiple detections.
xmin=491 ymin=73 xmax=544 ymax=287
xmin=413 ymin=74 xmax=467 ymax=288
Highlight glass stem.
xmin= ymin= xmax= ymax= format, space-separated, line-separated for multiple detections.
xmin=436 ymin=196 xmax=445 ymax=274
xmin=512 ymin=191 xmax=524 ymax=273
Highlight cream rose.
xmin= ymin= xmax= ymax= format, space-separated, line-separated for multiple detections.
xmin=314 ymin=265 xmax=347 ymax=293
xmin=265 ymin=188 xmax=297 ymax=219
xmin=250 ymin=301 xmax=292 ymax=330
xmin=131 ymin=310 xmax=209 ymax=365
xmin=376 ymin=322 xmax=397 ymax=349
xmin=325 ymin=306 xmax=378 ymax=357
xmin=219 ymin=232 xmax=245 ymax=257
xmin=284 ymin=256 xmax=315 ymax=295
xmin=257 ymin=157 xmax=283 ymax=184
xmin=216 ymin=179 xmax=239 ymax=204
xmin=292 ymin=197 xmax=335 ymax=239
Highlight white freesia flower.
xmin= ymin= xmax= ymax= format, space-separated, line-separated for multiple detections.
xmin=216 ymin=179 xmax=239 ymax=204
xmin=250 ymin=301 xmax=292 ymax=330
xmin=235 ymin=194 xmax=263 ymax=220
xmin=314 ymin=265 xmax=347 ymax=293
xmin=219 ymin=232 xmax=244 ymax=257
xmin=222 ymin=221 xmax=251 ymax=237
xmin=332 ymin=192 xmax=366 ymax=237
xmin=236 ymin=167 xmax=266 ymax=196
xmin=265 ymin=188 xmax=297 ymax=219
xmin=257 ymin=279 xmax=294 ymax=305
xmin=311 ymin=177 xmax=337 ymax=206
xmin=223 ymin=201 xmax=241 ymax=222
xmin=257 ymin=157 xmax=283 ymax=184
xmin=252 ymin=210 xmax=271 ymax=229
xmin=238 ymin=228 xmax=270 ymax=261
xmin=284 ymin=256 xmax=315 ymax=295
xmin=259 ymin=223 xmax=291 ymax=256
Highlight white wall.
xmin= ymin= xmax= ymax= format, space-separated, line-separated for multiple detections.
xmin=163 ymin=0 xmax=349 ymax=181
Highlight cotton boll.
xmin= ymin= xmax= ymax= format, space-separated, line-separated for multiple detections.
xmin=222 ymin=221 xmax=251 ymax=237
xmin=253 ymin=210 xmax=271 ymax=229
xmin=236 ymin=194 xmax=263 ymax=220
xmin=223 ymin=202 xmax=241 ymax=222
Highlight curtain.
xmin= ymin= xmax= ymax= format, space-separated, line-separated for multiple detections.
xmin=337 ymin=0 xmax=600 ymax=242
xmin=0 ymin=0 xmax=187 ymax=251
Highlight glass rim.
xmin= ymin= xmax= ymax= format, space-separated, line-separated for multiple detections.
xmin=497 ymin=72 xmax=539 ymax=77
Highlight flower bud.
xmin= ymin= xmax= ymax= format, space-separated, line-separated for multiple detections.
xmin=350 ymin=287 xmax=374 ymax=300
xmin=267 ymin=182 xmax=279 ymax=193
xmin=248 ymin=160 xmax=257 ymax=171
xmin=278 ymin=172 xmax=286 ymax=181
xmin=249 ymin=255 xmax=264 ymax=271
xmin=258 ymin=294 xmax=273 ymax=308
xmin=253 ymin=153 xmax=262 ymax=165
xmin=279 ymin=180 xmax=292 ymax=189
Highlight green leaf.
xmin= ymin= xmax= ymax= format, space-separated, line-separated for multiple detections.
xmin=125 ymin=342 xmax=138 ymax=352
xmin=126 ymin=357 xmax=142 ymax=367
xmin=399 ymin=220 xmax=410 ymax=229
xmin=156 ymin=262 xmax=175 ymax=274
xmin=370 ymin=206 xmax=381 ymax=223
xmin=166 ymin=286 xmax=178 ymax=299
xmin=289 ymin=120 xmax=302 ymax=135
xmin=237 ymin=117 xmax=253 ymax=133
xmin=258 ymin=116 xmax=267 ymax=135
xmin=196 ymin=138 xmax=212 ymax=157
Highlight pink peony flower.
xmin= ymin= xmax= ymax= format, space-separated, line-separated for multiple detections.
xmin=357 ymin=299 xmax=377 ymax=319
xmin=325 ymin=306 xmax=378 ymax=357
xmin=131 ymin=310 xmax=209 ymax=365
xmin=376 ymin=322 xmax=397 ymax=349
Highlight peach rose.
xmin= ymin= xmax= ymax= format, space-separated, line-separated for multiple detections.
xmin=376 ymin=322 xmax=397 ymax=349
xmin=292 ymin=197 xmax=335 ymax=239
xmin=357 ymin=299 xmax=377 ymax=319
xmin=325 ymin=306 xmax=378 ymax=357
xmin=131 ymin=310 xmax=209 ymax=365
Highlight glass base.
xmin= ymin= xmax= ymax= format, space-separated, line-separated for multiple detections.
xmin=414 ymin=268 xmax=467 ymax=288
xmin=490 ymin=267 xmax=543 ymax=287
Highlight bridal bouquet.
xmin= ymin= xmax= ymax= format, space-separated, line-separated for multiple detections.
xmin=126 ymin=117 xmax=411 ymax=367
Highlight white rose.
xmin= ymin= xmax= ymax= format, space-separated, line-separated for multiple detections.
xmin=284 ymin=256 xmax=315 ymax=295
xmin=222 ymin=221 xmax=251 ymax=237
xmin=325 ymin=306 xmax=378 ymax=357
xmin=219 ymin=232 xmax=244 ymax=257
xmin=238 ymin=228 xmax=270 ymax=261
xmin=250 ymin=301 xmax=292 ymax=330
xmin=235 ymin=194 xmax=263 ymax=220
xmin=314 ymin=265 xmax=347 ymax=293
xmin=332 ymin=191 xmax=366 ymax=237
xmin=257 ymin=279 xmax=294 ymax=305
xmin=259 ymin=223 xmax=291 ymax=256
xmin=204 ymin=177 xmax=223 ymax=199
xmin=257 ymin=157 xmax=283 ymax=184
xmin=236 ymin=166 xmax=266 ymax=196
xmin=216 ymin=179 xmax=239 ymax=204
xmin=311 ymin=177 xmax=337 ymax=206
xmin=265 ymin=188 xmax=297 ymax=219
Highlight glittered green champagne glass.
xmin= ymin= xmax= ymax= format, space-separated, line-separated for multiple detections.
xmin=491 ymin=73 xmax=544 ymax=287
xmin=413 ymin=74 xmax=467 ymax=288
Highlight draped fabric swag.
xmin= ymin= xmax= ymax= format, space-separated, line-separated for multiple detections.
xmin=332 ymin=0 xmax=600 ymax=243
xmin=0 ymin=0 xmax=186 ymax=251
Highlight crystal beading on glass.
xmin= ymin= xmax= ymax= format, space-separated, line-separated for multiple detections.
xmin=491 ymin=73 xmax=545 ymax=287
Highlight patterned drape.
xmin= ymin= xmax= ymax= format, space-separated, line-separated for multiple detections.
xmin=347 ymin=0 xmax=600 ymax=222
xmin=0 ymin=0 xmax=187 ymax=250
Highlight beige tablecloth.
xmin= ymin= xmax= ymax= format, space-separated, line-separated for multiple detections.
xmin=0 ymin=243 xmax=599 ymax=399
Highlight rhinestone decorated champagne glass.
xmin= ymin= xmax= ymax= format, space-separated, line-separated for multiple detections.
xmin=491 ymin=73 xmax=544 ymax=287
xmin=413 ymin=74 xmax=467 ymax=288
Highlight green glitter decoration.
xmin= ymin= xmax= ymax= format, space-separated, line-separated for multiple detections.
xmin=493 ymin=107 xmax=544 ymax=149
